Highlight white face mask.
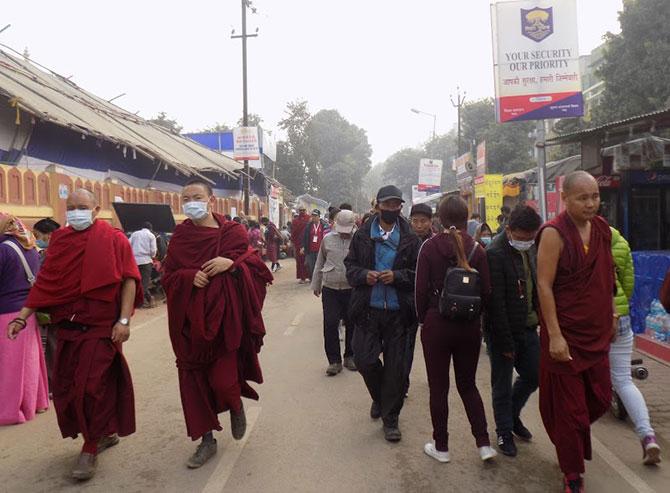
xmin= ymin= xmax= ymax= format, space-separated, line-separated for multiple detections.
xmin=509 ymin=239 xmax=534 ymax=252
xmin=183 ymin=201 xmax=209 ymax=220
xmin=66 ymin=209 xmax=94 ymax=231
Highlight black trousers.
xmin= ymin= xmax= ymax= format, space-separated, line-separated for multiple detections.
xmin=353 ymin=309 xmax=407 ymax=425
xmin=488 ymin=327 xmax=540 ymax=435
xmin=404 ymin=322 xmax=419 ymax=393
xmin=138 ymin=263 xmax=153 ymax=303
xmin=321 ymin=287 xmax=354 ymax=364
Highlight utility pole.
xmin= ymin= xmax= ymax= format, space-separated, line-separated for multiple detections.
xmin=535 ymin=120 xmax=548 ymax=221
xmin=232 ymin=0 xmax=258 ymax=215
xmin=450 ymin=87 xmax=467 ymax=155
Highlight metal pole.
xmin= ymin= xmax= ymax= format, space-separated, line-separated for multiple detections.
xmin=432 ymin=114 xmax=436 ymax=142
xmin=241 ymin=0 xmax=250 ymax=216
xmin=536 ymin=119 xmax=548 ymax=222
xmin=457 ymin=104 xmax=462 ymax=154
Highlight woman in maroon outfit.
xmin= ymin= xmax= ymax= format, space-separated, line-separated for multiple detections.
xmin=415 ymin=196 xmax=497 ymax=464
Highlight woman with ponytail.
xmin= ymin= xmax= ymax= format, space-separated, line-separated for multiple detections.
xmin=415 ymin=196 xmax=496 ymax=464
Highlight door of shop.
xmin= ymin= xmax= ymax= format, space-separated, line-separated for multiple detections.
xmin=629 ymin=187 xmax=664 ymax=250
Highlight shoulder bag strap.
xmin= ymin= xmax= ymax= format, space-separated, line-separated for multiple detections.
xmin=2 ymin=240 xmax=36 ymax=286
xmin=467 ymin=242 xmax=480 ymax=263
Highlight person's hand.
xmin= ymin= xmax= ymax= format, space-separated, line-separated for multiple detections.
xmin=201 ymin=257 xmax=234 ymax=277
xmin=366 ymin=270 xmax=380 ymax=286
xmin=299 ymin=248 xmax=305 ymax=255
xmin=193 ymin=270 xmax=210 ymax=288
xmin=502 ymin=352 xmax=514 ymax=360
xmin=7 ymin=318 xmax=26 ymax=340
xmin=549 ymin=334 xmax=572 ymax=362
xmin=379 ymin=270 xmax=394 ymax=285
xmin=313 ymin=288 xmax=321 ymax=297
xmin=111 ymin=322 xmax=130 ymax=344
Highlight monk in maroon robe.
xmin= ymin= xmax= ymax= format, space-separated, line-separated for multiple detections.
xmin=536 ymin=171 xmax=617 ymax=493
xmin=291 ymin=207 xmax=310 ymax=283
xmin=7 ymin=189 xmax=142 ymax=481
xmin=162 ymin=179 xmax=272 ymax=469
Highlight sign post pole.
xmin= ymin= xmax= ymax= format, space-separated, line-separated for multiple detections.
xmin=536 ymin=120 xmax=548 ymax=221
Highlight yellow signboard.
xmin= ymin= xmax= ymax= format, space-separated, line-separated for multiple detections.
xmin=474 ymin=174 xmax=503 ymax=229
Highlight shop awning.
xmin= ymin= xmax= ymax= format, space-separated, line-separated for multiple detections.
xmin=0 ymin=48 xmax=242 ymax=180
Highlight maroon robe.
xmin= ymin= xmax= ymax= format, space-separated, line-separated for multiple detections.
xmin=291 ymin=213 xmax=310 ymax=280
xmin=537 ymin=212 xmax=615 ymax=476
xmin=162 ymin=214 xmax=273 ymax=440
xmin=25 ymin=220 xmax=143 ymax=442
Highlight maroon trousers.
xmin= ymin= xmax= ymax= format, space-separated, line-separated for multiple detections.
xmin=178 ymin=350 xmax=242 ymax=440
xmin=539 ymin=355 xmax=611 ymax=476
xmin=295 ymin=251 xmax=309 ymax=280
xmin=421 ymin=310 xmax=490 ymax=451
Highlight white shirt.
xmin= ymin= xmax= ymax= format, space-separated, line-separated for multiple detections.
xmin=129 ymin=228 xmax=157 ymax=265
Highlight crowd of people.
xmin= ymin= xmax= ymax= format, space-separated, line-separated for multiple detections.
xmin=0 ymin=170 xmax=664 ymax=492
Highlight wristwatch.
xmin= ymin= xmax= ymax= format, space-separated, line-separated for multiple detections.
xmin=118 ymin=318 xmax=130 ymax=326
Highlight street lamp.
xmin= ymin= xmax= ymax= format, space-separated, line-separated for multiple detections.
xmin=410 ymin=108 xmax=437 ymax=141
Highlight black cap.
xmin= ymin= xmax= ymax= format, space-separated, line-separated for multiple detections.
xmin=376 ymin=185 xmax=405 ymax=203
xmin=311 ymin=209 xmax=321 ymax=216
xmin=410 ymin=203 xmax=432 ymax=218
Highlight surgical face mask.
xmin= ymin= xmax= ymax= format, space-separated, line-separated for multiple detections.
xmin=481 ymin=236 xmax=492 ymax=246
xmin=66 ymin=209 xmax=93 ymax=231
xmin=380 ymin=209 xmax=400 ymax=224
xmin=36 ymin=239 xmax=49 ymax=249
xmin=509 ymin=239 xmax=534 ymax=252
xmin=182 ymin=201 xmax=209 ymax=220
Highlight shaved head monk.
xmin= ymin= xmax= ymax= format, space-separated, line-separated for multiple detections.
xmin=536 ymin=171 xmax=617 ymax=493
xmin=162 ymin=179 xmax=273 ymax=469
xmin=7 ymin=188 xmax=143 ymax=481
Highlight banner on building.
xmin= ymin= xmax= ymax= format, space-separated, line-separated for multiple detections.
xmin=491 ymin=0 xmax=583 ymax=123
xmin=233 ymin=126 xmax=261 ymax=162
xmin=453 ymin=152 xmax=475 ymax=176
xmin=476 ymin=142 xmax=487 ymax=177
xmin=418 ymin=158 xmax=443 ymax=193
xmin=474 ymin=174 xmax=504 ymax=228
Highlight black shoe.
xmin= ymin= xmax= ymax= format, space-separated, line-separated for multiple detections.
xmin=370 ymin=401 xmax=381 ymax=420
xmin=497 ymin=433 xmax=517 ymax=457
xmin=230 ymin=405 xmax=247 ymax=440
xmin=383 ymin=424 xmax=402 ymax=442
xmin=513 ymin=418 xmax=533 ymax=441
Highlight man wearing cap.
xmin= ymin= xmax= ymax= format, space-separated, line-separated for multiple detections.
xmin=404 ymin=203 xmax=435 ymax=396
xmin=345 ymin=185 xmax=421 ymax=442
xmin=311 ymin=210 xmax=357 ymax=376
xmin=302 ymin=209 xmax=325 ymax=281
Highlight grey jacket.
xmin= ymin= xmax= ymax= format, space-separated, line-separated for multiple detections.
xmin=310 ymin=231 xmax=352 ymax=291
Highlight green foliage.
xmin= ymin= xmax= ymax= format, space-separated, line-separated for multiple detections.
xmin=275 ymin=101 xmax=372 ymax=206
xmin=593 ymin=0 xmax=670 ymax=124
xmin=198 ymin=122 xmax=232 ymax=133
xmin=381 ymin=148 xmax=425 ymax=204
xmin=148 ymin=112 xmax=183 ymax=134
xmin=237 ymin=113 xmax=264 ymax=127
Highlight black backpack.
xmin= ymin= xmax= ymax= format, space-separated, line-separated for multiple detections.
xmin=438 ymin=243 xmax=482 ymax=321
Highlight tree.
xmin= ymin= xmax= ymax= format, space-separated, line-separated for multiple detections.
xmin=594 ymin=0 xmax=670 ymax=124
xmin=305 ymin=109 xmax=372 ymax=206
xmin=198 ymin=122 xmax=231 ymax=133
xmin=362 ymin=163 xmax=386 ymax=206
xmin=381 ymin=148 xmax=425 ymax=204
xmin=277 ymin=100 xmax=313 ymax=194
xmin=148 ymin=112 xmax=183 ymax=134
xmin=237 ymin=113 xmax=264 ymax=128
xmin=459 ymin=98 xmax=534 ymax=175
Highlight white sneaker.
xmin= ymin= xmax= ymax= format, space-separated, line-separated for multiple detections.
xmin=424 ymin=442 xmax=450 ymax=463
xmin=479 ymin=446 xmax=497 ymax=461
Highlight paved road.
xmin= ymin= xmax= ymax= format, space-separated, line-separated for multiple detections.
xmin=1 ymin=259 xmax=668 ymax=492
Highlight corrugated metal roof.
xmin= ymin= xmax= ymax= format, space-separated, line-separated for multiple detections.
xmin=0 ymin=49 xmax=242 ymax=179
xmin=547 ymin=107 xmax=670 ymax=144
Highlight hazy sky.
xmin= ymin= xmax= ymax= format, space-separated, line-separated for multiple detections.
xmin=2 ymin=0 xmax=623 ymax=163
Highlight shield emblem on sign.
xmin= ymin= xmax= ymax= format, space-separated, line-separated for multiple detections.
xmin=521 ymin=7 xmax=554 ymax=42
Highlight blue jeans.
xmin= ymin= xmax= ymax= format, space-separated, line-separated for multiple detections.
xmin=488 ymin=327 xmax=540 ymax=435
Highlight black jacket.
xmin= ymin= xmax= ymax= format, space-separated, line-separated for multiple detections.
xmin=344 ymin=216 xmax=421 ymax=325
xmin=485 ymin=232 xmax=539 ymax=354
